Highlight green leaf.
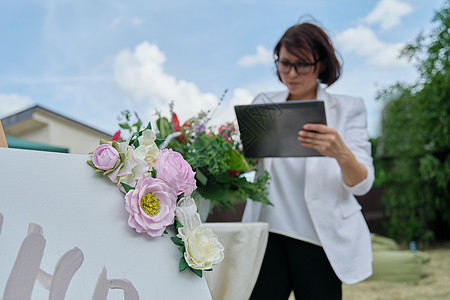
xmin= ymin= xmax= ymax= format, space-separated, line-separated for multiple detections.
xmin=144 ymin=121 xmax=152 ymax=130
xmin=189 ymin=267 xmax=203 ymax=278
xmin=133 ymin=121 xmax=142 ymax=131
xmin=119 ymin=152 xmax=126 ymax=162
xmin=119 ymin=123 xmax=131 ymax=130
xmin=199 ymin=186 xmax=238 ymax=210
xmin=226 ymin=145 xmax=250 ymax=171
xmin=178 ymin=246 xmax=186 ymax=254
xmin=120 ymin=182 xmax=135 ymax=193
xmin=171 ymin=236 xmax=184 ymax=246
xmin=156 ymin=117 xmax=171 ymax=139
xmin=175 ymin=217 xmax=184 ymax=228
xmin=179 ymin=257 xmax=189 ymax=272
xmin=155 ymin=138 xmax=165 ymax=147
xmin=111 ymin=140 xmax=120 ymax=150
xmin=87 ymin=160 xmax=96 ymax=168
xmin=195 ymin=168 xmax=208 ymax=185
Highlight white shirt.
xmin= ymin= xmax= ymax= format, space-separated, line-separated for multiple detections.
xmin=259 ymin=157 xmax=321 ymax=246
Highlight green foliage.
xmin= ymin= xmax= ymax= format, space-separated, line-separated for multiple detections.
xmin=117 ymin=110 xmax=143 ymax=137
xmin=375 ymin=2 xmax=450 ymax=245
xmin=117 ymin=111 xmax=165 ymax=148
xmin=163 ymin=126 xmax=271 ymax=211
xmin=156 ymin=117 xmax=171 ymax=139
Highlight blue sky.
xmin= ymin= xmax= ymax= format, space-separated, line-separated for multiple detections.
xmin=0 ymin=0 xmax=445 ymax=137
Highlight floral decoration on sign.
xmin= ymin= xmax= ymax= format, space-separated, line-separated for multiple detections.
xmin=87 ymin=121 xmax=224 ymax=277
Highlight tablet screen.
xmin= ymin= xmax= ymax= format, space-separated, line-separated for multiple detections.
xmin=234 ymin=100 xmax=327 ymax=157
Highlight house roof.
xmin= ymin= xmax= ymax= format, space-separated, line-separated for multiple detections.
xmin=1 ymin=104 xmax=113 ymax=137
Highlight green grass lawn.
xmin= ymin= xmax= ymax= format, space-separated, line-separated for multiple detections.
xmin=343 ymin=245 xmax=450 ymax=300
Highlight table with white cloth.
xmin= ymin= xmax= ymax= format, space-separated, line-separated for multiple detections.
xmin=204 ymin=222 xmax=269 ymax=300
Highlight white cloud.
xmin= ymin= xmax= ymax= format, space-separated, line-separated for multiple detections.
xmin=130 ymin=17 xmax=145 ymax=26
xmin=335 ymin=25 xmax=408 ymax=69
xmin=114 ymin=41 xmax=247 ymax=126
xmin=108 ymin=17 xmax=145 ymax=30
xmin=237 ymin=45 xmax=273 ymax=67
xmin=0 ymin=94 xmax=32 ymax=117
xmin=364 ymin=0 xmax=414 ymax=30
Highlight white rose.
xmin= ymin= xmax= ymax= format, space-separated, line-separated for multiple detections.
xmin=184 ymin=225 xmax=224 ymax=270
xmin=107 ymin=142 xmax=149 ymax=192
xmin=176 ymin=197 xmax=202 ymax=238
xmin=135 ymin=129 xmax=159 ymax=170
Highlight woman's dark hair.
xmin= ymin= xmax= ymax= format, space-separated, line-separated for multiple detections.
xmin=274 ymin=22 xmax=341 ymax=86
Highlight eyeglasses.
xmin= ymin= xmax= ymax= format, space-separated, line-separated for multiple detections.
xmin=275 ymin=59 xmax=319 ymax=75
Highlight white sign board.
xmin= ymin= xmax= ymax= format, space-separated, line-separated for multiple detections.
xmin=0 ymin=148 xmax=211 ymax=299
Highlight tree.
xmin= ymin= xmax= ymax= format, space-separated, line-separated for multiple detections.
xmin=376 ymin=1 xmax=450 ymax=246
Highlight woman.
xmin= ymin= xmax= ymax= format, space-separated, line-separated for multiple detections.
xmin=242 ymin=22 xmax=375 ymax=299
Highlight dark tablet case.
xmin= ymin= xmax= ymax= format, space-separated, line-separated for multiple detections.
xmin=234 ymin=100 xmax=327 ymax=157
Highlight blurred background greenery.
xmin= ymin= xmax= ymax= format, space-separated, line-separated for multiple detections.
xmin=370 ymin=1 xmax=449 ymax=247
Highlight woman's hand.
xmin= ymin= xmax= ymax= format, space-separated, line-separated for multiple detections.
xmin=298 ymin=124 xmax=348 ymax=160
xmin=298 ymin=123 xmax=367 ymax=187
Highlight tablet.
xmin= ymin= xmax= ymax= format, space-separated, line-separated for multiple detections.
xmin=234 ymin=100 xmax=327 ymax=157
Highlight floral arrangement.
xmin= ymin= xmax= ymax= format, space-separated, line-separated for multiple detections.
xmin=87 ymin=122 xmax=224 ymax=277
xmin=152 ymin=103 xmax=271 ymax=213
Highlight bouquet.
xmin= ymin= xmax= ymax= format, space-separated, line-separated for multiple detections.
xmin=87 ymin=121 xmax=224 ymax=277
xmin=151 ymin=102 xmax=271 ymax=213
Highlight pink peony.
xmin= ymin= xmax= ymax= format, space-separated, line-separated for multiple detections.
xmin=124 ymin=177 xmax=177 ymax=237
xmin=154 ymin=149 xmax=197 ymax=196
xmin=91 ymin=144 xmax=120 ymax=171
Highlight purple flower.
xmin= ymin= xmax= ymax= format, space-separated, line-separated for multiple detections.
xmin=195 ymin=124 xmax=206 ymax=136
xmin=124 ymin=177 xmax=177 ymax=237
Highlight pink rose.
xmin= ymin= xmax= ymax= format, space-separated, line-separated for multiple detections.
xmin=91 ymin=144 xmax=120 ymax=171
xmin=124 ymin=177 xmax=177 ymax=237
xmin=154 ymin=149 xmax=197 ymax=196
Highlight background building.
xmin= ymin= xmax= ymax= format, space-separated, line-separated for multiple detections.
xmin=1 ymin=105 xmax=113 ymax=155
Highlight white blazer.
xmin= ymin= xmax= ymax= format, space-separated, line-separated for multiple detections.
xmin=242 ymin=85 xmax=375 ymax=284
